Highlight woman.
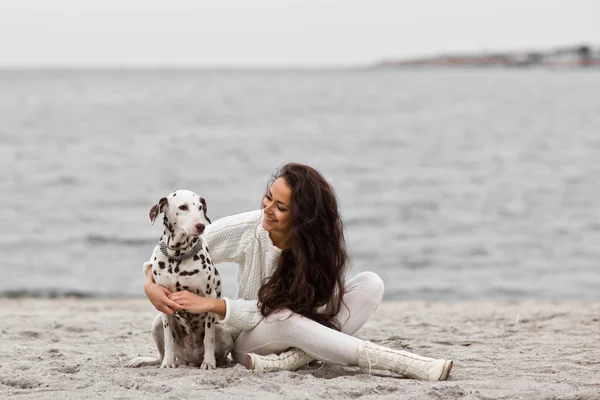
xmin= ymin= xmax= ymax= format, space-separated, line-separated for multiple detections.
xmin=143 ymin=163 xmax=453 ymax=381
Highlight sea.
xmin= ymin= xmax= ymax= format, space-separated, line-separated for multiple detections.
xmin=1 ymin=67 xmax=599 ymax=301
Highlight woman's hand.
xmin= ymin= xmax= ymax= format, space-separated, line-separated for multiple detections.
xmin=169 ymin=291 xmax=226 ymax=316
xmin=144 ymin=281 xmax=185 ymax=315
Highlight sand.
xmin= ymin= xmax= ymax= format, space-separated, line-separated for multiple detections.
xmin=0 ymin=298 xmax=599 ymax=400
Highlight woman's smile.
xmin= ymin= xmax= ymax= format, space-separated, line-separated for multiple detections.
xmin=263 ymin=215 xmax=277 ymax=231
xmin=263 ymin=215 xmax=277 ymax=227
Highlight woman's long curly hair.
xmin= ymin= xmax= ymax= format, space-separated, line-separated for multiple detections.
xmin=257 ymin=163 xmax=348 ymax=330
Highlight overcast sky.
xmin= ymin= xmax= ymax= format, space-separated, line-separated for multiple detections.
xmin=0 ymin=0 xmax=598 ymax=67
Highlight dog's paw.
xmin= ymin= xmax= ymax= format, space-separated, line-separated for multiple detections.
xmin=201 ymin=352 xmax=217 ymax=370
xmin=160 ymin=359 xmax=177 ymax=368
xmin=200 ymin=360 xmax=216 ymax=370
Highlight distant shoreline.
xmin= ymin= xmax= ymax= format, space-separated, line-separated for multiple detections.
xmin=376 ymin=44 xmax=600 ymax=69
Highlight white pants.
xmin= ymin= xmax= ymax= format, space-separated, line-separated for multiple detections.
xmin=233 ymin=271 xmax=385 ymax=366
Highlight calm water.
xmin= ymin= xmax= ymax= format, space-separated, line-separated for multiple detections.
xmin=1 ymin=68 xmax=599 ymax=300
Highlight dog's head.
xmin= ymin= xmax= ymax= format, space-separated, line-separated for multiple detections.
xmin=149 ymin=190 xmax=211 ymax=236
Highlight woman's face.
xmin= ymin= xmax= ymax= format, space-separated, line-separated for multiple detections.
xmin=262 ymin=177 xmax=293 ymax=237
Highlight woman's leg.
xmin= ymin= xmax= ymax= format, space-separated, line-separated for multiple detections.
xmin=233 ymin=271 xmax=385 ymax=362
xmin=233 ymin=271 xmax=453 ymax=380
xmin=234 ymin=307 xmax=361 ymax=365
xmin=336 ymin=271 xmax=385 ymax=335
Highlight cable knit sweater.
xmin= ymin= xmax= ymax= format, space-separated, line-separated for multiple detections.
xmin=143 ymin=209 xmax=280 ymax=339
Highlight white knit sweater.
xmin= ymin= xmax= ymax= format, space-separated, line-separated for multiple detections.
xmin=143 ymin=209 xmax=280 ymax=339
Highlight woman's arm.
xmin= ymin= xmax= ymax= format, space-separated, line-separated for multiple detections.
xmin=169 ymin=293 xmax=265 ymax=333
xmin=143 ymin=267 xmax=186 ymax=315
xmin=168 ymin=291 xmax=226 ymax=317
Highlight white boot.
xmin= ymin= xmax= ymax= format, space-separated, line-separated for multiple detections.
xmin=240 ymin=348 xmax=313 ymax=372
xmin=357 ymin=341 xmax=453 ymax=381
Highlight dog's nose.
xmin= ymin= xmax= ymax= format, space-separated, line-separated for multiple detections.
xmin=195 ymin=223 xmax=205 ymax=233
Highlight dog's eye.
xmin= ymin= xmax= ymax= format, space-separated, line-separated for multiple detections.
xmin=178 ymin=205 xmax=188 ymax=211
xmin=198 ymin=205 xmax=203 ymax=211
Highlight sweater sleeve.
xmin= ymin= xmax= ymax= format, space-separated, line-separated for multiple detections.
xmin=204 ymin=210 xmax=262 ymax=265
xmin=217 ymin=297 xmax=264 ymax=331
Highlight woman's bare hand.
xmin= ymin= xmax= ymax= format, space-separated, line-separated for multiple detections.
xmin=144 ymin=282 xmax=185 ymax=315
xmin=169 ymin=291 xmax=224 ymax=315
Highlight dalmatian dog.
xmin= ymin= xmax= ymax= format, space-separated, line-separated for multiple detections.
xmin=128 ymin=190 xmax=233 ymax=370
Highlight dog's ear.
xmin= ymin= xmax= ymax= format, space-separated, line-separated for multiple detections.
xmin=149 ymin=197 xmax=168 ymax=225
xmin=199 ymin=197 xmax=211 ymax=224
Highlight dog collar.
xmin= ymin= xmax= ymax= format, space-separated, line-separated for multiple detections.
xmin=158 ymin=239 xmax=203 ymax=261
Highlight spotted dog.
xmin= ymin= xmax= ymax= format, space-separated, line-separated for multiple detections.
xmin=128 ymin=190 xmax=233 ymax=370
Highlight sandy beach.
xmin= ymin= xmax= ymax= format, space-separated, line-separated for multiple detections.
xmin=1 ymin=298 xmax=599 ymax=400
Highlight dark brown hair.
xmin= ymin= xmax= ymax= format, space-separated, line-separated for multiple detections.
xmin=257 ymin=163 xmax=348 ymax=330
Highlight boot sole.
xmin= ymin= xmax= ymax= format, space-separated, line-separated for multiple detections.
xmin=232 ymin=351 xmax=256 ymax=370
xmin=241 ymin=353 xmax=255 ymax=370
xmin=439 ymin=360 xmax=453 ymax=381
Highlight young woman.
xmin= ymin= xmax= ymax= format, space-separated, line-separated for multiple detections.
xmin=143 ymin=163 xmax=453 ymax=380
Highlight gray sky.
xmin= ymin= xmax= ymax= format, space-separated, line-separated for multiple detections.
xmin=0 ymin=0 xmax=598 ymax=67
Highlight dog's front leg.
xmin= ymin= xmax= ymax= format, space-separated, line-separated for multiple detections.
xmin=160 ymin=314 xmax=177 ymax=368
xmin=200 ymin=313 xmax=217 ymax=370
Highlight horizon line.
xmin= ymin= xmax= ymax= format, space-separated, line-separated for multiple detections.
xmin=0 ymin=62 xmax=374 ymax=71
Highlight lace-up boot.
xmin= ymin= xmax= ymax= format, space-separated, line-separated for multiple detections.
xmin=357 ymin=341 xmax=452 ymax=381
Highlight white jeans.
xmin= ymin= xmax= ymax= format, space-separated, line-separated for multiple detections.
xmin=233 ymin=271 xmax=385 ymax=365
